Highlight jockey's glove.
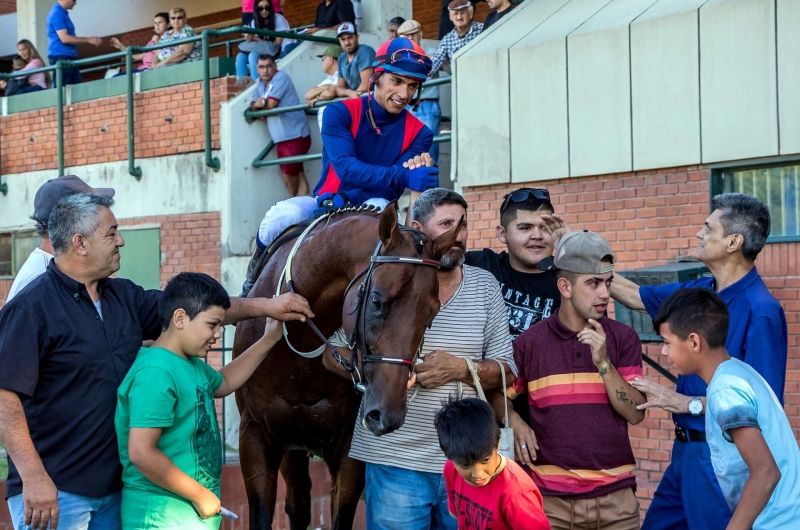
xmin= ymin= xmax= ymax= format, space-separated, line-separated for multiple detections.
xmin=407 ymin=166 xmax=440 ymax=192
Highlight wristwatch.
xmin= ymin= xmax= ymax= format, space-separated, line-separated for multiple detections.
xmin=688 ymin=396 xmax=704 ymax=416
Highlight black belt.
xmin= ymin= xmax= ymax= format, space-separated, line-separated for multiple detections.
xmin=675 ymin=426 xmax=706 ymax=442
xmin=418 ymin=98 xmax=439 ymax=103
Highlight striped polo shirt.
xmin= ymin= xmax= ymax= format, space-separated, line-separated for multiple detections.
xmin=349 ymin=265 xmax=517 ymax=473
xmin=510 ymin=312 xmax=643 ymax=499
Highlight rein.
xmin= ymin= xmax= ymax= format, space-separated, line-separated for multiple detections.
xmin=284 ymin=219 xmax=439 ymax=392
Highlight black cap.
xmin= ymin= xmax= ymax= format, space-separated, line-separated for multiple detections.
xmin=33 ymin=175 xmax=115 ymax=225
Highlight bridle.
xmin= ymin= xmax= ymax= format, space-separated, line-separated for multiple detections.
xmin=287 ymin=225 xmax=439 ymax=392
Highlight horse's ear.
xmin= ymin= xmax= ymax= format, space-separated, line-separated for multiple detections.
xmin=431 ymin=214 xmax=464 ymax=261
xmin=378 ymin=201 xmax=402 ymax=249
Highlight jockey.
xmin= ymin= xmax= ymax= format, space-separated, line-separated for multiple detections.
xmin=241 ymin=37 xmax=439 ymax=296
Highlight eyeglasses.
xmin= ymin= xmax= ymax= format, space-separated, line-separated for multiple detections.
xmin=499 ymin=188 xmax=551 ymax=215
xmin=170 ymin=16 xmax=185 ymax=20
xmin=257 ymin=5 xmax=271 ymax=10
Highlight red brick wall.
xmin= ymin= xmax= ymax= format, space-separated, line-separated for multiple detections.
xmin=0 ymin=77 xmax=248 ymax=175
xmin=463 ymin=167 xmax=800 ymax=518
xmin=0 ymin=0 xmax=14 ymax=16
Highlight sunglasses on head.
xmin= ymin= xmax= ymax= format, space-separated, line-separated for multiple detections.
xmin=500 ymin=188 xmax=551 ymax=215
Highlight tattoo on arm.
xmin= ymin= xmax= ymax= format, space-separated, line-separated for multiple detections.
xmin=615 ymin=388 xmax=634 ymax=405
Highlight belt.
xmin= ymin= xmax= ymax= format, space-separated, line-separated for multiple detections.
xmin=418 ymin=98 xmax=439 ymax=103
xmin=675 ymin=426 xmax=706 ymax=442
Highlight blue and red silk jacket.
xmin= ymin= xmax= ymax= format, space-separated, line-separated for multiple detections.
xmin=313 ymin=96 xmax=434 ymax=205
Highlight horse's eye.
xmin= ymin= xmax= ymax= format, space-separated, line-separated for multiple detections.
xmin=370 ymin=294 xmax=382 ymax=311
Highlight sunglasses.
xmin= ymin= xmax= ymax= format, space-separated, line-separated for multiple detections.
xmin=258 ymin=5 xmax=271 ymax=10
xmin=170 ymin=16 xmax=185 ymax=20
xmin=500 ymin=188 xmax=551 ymax=215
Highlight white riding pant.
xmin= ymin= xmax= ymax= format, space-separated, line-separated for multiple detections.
xmin=257 ymin=196 xmax=389 ymax=249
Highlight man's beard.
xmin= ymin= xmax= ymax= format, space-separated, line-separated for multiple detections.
xmin=439 ymin=246 xmax=466 ymax=272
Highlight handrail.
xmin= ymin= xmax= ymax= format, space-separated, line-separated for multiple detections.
xmin=244 ymin=77 xmax=452 ymax=122
xmin=253 ymin=134 xmax=452 ymax=168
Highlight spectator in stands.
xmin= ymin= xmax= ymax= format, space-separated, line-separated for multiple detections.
xmin=46 ymin=0 xmax=102 ymax=86
xmin=307 ymin=0 xmax=355 ymax=34
xmin=250 ymin=55 xmax=312 ymax=197
xmin=507 ymin=230 xmax=645 ymax=530
xmin=1 ymin=56 xmax=38 ymax=97
xmin=349 ymin=188 xmax=516 ymax=530
xmin=438 ymin=0 xmax=483 ymax=39
xmin=335 ymin=22 xmax=375 ymax=98
xmin=0 ymin=40 xmax=50 ymax=95
xmin=388 ymin=16 xmax=406 ymax=39
xmin=6 ymin=176 xmax=114 ymax=303
xmin=466 ymin=189 xmax=560 ymax=338
xmin=483 ymin=0 xmax=517 ymax=32
xmin=154 ymin=7 xmax=201 ymax=69
xmin=304 ymin=45 xmax=342 ymax=131
xmin=109 ymin=12 xmax=170 ymax=73
xmin=397 ymin=20 xmax=441 ymax=160
xmin=237 ymin=0 xmax=290 ymax=79
xmin=0 ymin=194 xmax=311 ymax=530
xmin=432 ymin=0 xmax=483 ymax=75
xmin=544 ymin=192 xmax=787 ymax=530
xmin=242 ymin=0 xmax=255 ymax=25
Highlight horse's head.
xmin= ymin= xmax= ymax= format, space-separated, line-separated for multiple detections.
xmin=344 ymin=202 xmax=462 ymax=436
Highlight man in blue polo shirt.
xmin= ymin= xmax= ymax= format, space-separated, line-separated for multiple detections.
xmin=608 ymin=193 xmax=787 ymax=530
xmin=47 ymin=0 xmax=103 ymax=86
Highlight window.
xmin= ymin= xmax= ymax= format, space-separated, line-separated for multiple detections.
xmin=0 ymin=231 xmax=41 ymax=278
xmin=711 ymin=161 xmax=800 ymax=242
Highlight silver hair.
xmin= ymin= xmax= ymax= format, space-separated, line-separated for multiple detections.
xmin=712 ymin=193 xmax=771 ymax=262
xmin=411 ymin=188 xmax=468 ymax=226
xmin=48 ymin=193 xmax=115 ymax=255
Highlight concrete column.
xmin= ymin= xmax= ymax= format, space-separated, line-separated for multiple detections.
xmin=361 ymin=0 xmax=412 ymax=41
xmin=16 ymin=0 xmax=52 ymax=59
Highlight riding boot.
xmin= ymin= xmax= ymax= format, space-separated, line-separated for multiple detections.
xmin=240 ymin=245 xmax=267 ymax=297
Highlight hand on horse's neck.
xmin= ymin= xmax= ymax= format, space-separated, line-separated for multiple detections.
xmin=437 ymin=266 xmax=462 ymax=305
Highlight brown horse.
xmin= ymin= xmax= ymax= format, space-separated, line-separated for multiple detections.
xmin=232 ymin=203 xmax=459 ymax=530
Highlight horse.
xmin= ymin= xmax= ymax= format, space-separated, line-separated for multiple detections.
xmin=232 ymin=202 xmax=460 ymax=530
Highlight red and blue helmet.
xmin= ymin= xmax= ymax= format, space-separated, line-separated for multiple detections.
xmin=372 ymin=37 xmax=432 ymax=82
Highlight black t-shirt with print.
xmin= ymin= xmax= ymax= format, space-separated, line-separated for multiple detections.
xmin=465 ymin=249 xmax=560 ymax=339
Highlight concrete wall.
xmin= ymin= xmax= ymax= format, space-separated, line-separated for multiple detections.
xmin=453 ymin=0 xmax=800 ymax=186
xmin=0 ymin=12 xmax=16 ymax=56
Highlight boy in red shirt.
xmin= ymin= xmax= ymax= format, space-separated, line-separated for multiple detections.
xmin=435 ymin=398 xmax=551 ymax=530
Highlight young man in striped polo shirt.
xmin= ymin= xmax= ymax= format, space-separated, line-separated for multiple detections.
xmin=349 ymin=188 xmax=516 ymax=530
xmin=507 ymin=231 xmax=646 ymax=530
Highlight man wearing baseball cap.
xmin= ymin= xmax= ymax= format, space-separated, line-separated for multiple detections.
xmin=6 ymin=175 xmax=115 ymax=302
xmin=242 ymin=37 xmax=438 ymax=296
xmin=503 ymin=231 xmax=646 ymax=529
xmin=305 ymin=44 xmax=344 ymax=131
xmin=334 ymin=22 xmax=375 ymax=98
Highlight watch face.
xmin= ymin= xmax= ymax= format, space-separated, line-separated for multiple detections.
xmin=689 ymin=398 xmax=703 ymax=415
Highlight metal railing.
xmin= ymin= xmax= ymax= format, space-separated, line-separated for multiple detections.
xmin=0 ymin=25 xmax=337 ymax=193
xmin=245 ymin=76 xmax=453 ymax=168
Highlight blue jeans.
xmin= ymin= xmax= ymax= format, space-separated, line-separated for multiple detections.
xmin=642 ymin=440 xmax=733 ymax=530
xmin=48 ymin=56 xmax=82 ymax=86
xmin=410 ymin=100 xmax=442 ymax=163
xmin=365 ymin=463 xmax=456 ymax=530
xmin=235 ymin=51 xmax=259 ymax=80
xmin=8 ymin=491 xmax=121 ymax=530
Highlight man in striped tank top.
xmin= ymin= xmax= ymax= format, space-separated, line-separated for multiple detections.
xmin=349 ymin=189 xmax=516 ymax=530
xmin=507 ymin=231 xmax=646 ymax=530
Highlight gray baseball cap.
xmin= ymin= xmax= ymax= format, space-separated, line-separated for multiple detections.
xmin=538 ymin=230 xmax=614 ymax=274
xmin=33 ymin=175 xmax=115 ymax=225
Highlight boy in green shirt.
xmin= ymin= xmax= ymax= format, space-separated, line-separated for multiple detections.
xmin=115 ymin=272 xmax=282 ymax=529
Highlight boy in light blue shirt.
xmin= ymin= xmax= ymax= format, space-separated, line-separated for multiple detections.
xmin=652 ymin=287 xmax=800 ymax=530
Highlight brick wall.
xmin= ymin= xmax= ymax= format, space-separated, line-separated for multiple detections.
xmin=0 ymin=76 xmax=248 ymax=175
xmin=0 ymin=0 xmax=14 ymax=16
xmin=462 ymin=167 xmax=800 ymax=518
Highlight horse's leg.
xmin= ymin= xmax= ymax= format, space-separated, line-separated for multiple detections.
xmin=279 ymin=450 xmax=312 ymax=530
xmin=327 ymin=435 xmax=366 ymax=530
xmin=239 ymin=410 xmax=283 ymax=530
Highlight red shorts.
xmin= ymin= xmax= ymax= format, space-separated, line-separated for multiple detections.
xmin=276 ymin=135 xmax=312 ymax=177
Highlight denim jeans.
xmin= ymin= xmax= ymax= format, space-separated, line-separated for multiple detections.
xmin=365 ymin=463 xmax=457 ymax=530
xmin=48 ymin=56 xmax=82 ymax=86
xmin=8 ymin=491 xmax=121 ymax=530
xmin=410 ymin=100 xmax=442 ymax=163
xmin=235 ymin=51 xmax=260 ymax=80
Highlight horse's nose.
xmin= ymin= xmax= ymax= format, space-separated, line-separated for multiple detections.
xmin=364 ymin=407 xmax=405 ymax=436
